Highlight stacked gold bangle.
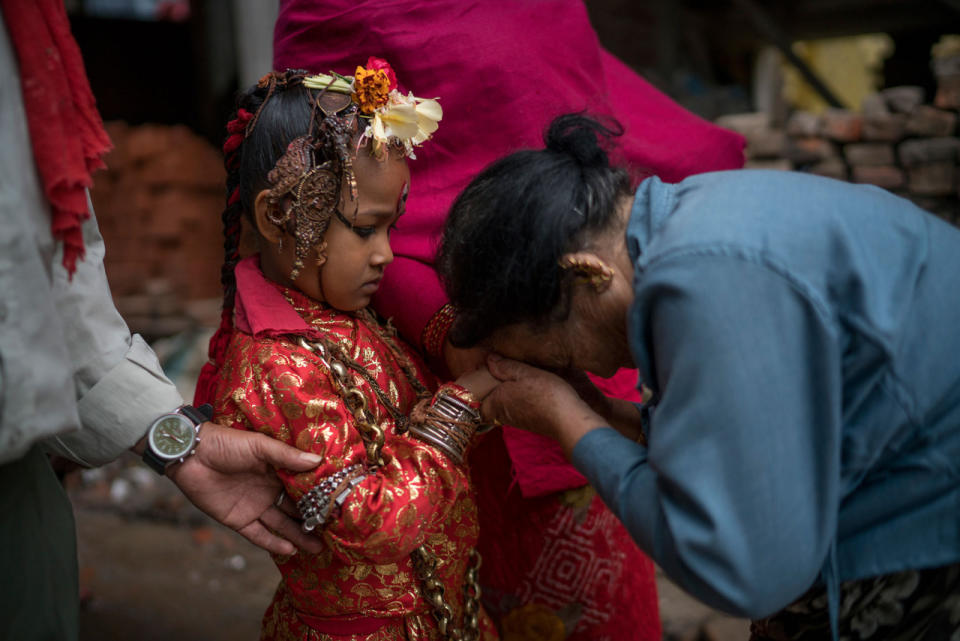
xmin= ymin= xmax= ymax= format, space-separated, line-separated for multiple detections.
xmin=409 ymin=384 xmax=481 ymax=465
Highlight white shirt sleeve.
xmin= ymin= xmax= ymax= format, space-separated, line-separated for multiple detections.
xmin=44 ymin=195 xmax=184 ymax=466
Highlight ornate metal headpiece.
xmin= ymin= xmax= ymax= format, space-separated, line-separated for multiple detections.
xmin=249 ymin=60 xmax=442 ymax=279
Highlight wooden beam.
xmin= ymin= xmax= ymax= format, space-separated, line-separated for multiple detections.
xmin=731 ymin=0 xmax=847 ymax=109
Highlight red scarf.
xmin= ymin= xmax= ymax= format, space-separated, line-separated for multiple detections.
xmin=1 ymin=0 xmax=112 ymax=275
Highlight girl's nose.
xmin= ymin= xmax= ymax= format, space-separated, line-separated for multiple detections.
xmin=371 ymin=235 xmax=394 ymax=266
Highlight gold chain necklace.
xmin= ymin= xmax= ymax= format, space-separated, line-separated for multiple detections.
xmin=294 ymin=329 xmax=482 ymax=640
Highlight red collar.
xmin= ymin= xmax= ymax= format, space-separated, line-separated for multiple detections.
xmin=234 ymin=255 xmax=328 ymax=340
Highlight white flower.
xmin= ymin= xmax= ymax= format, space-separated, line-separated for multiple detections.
xmin=412 ymin=98 xmax=442 ymax=144
xmin=366 ymin=91 xmax=442 ymax=157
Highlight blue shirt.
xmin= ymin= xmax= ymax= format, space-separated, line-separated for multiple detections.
xmin=572 ymin=170 xmax=960 ymax=620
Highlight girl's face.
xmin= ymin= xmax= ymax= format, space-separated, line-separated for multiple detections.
xmin=261 ymin=147 xmax=410 ymax=311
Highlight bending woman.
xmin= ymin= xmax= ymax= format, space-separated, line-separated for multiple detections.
xmin=437 ymin=114 xmax=960 ymax=640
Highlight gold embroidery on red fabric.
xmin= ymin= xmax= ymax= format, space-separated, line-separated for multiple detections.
xmin=212 ymin=291 xmax=490 ymax=640
xmin=305 ymin=398 xmax=338 ymax=419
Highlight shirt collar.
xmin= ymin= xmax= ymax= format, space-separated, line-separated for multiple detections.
xmin=233 ymin=255 xmax=331 ymax=339
xmin=626 ymin=176 xmax=676 ymax=265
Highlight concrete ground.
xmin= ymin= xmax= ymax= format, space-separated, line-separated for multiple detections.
xmin=70 ymin=454 xmax=749 ymax=641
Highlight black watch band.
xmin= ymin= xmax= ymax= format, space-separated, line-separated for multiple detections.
xmin=182 ymin=403 xmax=214 ymax=425
xmin=143 ymin=444 xmax=170 ymax=475
xmin=143 ymin=404 xmax=214 ymax=475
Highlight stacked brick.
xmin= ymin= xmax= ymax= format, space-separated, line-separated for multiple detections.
xmin=717 ymin=81 xmax=960 ymax=227
xmin=91 ymin=122 xmax=226 ymax=337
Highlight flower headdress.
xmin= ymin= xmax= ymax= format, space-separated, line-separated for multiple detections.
xmin=239 ymin=60 xmax=439 ymax=280
xmin=303 ymin=57 xmax=442 ymax=159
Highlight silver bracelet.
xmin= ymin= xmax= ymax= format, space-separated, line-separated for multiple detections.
xmin=408 ymin=390 xmax=482 ymax=465
xmin=298 ymin=464 xmax=366 ymax=532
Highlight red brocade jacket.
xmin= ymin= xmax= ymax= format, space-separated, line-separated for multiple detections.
xmin=213 ymin=259 xmax=497 ymax=641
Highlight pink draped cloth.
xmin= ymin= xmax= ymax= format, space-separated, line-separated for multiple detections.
xmin=274 ymin=0 xmax=744 ymax=498
xmin=2 ymin=0 xmax=113 ymax=276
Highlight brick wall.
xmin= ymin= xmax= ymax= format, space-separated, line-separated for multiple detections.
xmin=91 ymin=123 xmax=226 ymax=336
xmin=716 ymin=59 xmax=960 ymax=227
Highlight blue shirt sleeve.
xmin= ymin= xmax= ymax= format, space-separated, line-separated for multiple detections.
xmin=573 ymin=254 xmax=843 ymax=618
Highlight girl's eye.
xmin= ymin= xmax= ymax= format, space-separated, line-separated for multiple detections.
xmin=351 ymin=226 xmax=376 ymax=239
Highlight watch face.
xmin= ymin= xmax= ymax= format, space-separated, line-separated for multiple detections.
xmin=149 ymin=415 xmax=196 ymax=460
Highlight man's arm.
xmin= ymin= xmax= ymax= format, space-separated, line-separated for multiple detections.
xmin=45 ymin=197 xmax=324 ymax=555
xmin=44 ymin=195 xmax=183 ymax=465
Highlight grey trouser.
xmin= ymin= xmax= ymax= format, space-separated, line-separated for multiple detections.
xmin=0 ymin=445 xmax=79 ymax=641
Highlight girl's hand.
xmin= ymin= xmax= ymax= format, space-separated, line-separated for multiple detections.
xmin=482 ymin=354 xmax=607 ymax=457
xmin=444 ymin=340 xmax=490 ymax=378
xmin=455 ymin=365 xmax=500 ymax=401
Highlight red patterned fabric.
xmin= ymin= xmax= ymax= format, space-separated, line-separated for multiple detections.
xmin=1 ymin=0 xmax=112 ymax=276
xmin=471 ymin=430 xmax=661 ymax=641
xmin=213 ymin=263 xmax=497 ymax=640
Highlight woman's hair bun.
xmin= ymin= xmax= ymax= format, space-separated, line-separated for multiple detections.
xmin=544 ymin=113 xmax=622 ymax=169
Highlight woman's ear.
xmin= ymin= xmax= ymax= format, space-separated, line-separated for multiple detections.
xmin=559 ymin=252 xmax=614 ymax=292
xmin=253 ymin=189 xmax=285 ymax=245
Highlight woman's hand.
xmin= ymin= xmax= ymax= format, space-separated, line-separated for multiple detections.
xmin=482 ymin=355 xmax=607 ymax=457
xmin=556 ymin=367 xmax=611 ymax=417
xmin=556 ymin=368 xmax=645 ymax=442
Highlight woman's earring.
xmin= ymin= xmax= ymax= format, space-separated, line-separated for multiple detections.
xmin=559 ymin=253 xmax=614 ymax=291
xmin=279 ymin=237 xmax=284 ymax=252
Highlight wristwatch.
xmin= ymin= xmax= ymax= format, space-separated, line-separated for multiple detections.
xmin=142 ymin=404 xmax=214 ymax=475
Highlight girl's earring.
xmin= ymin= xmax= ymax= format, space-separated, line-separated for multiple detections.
xmin=278 ymin=237 xmax=284 ymax=252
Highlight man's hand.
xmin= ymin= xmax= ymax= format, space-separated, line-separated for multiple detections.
xmin=482 ymin=355 xmax=607 ymax=457
xmin=166 ymin=422 xmax=325 ymax=556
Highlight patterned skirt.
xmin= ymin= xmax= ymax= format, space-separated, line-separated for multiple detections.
xmin=750 ymin=562 xmax=960 ymax=641
xmin=469 ymin=430 xmax=661 ymax=641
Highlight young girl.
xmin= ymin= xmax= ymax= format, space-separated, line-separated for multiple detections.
xmin=202 ymin=65 xmax=499 ymax=640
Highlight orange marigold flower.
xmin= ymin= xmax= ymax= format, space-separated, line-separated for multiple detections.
xmin=501 ymin=603 xmax=567 ymax=641
xmin=353 ymin=66 xmax=392 ymax=115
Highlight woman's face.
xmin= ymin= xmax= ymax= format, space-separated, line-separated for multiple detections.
xmin=486 ymin=286 xmax=634 ymax=378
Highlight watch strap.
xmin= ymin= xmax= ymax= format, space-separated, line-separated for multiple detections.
xmin=142 ymin=447 xmax=169 ymax=475
xmin=181 ymin=403 xmax=213 ymax=425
